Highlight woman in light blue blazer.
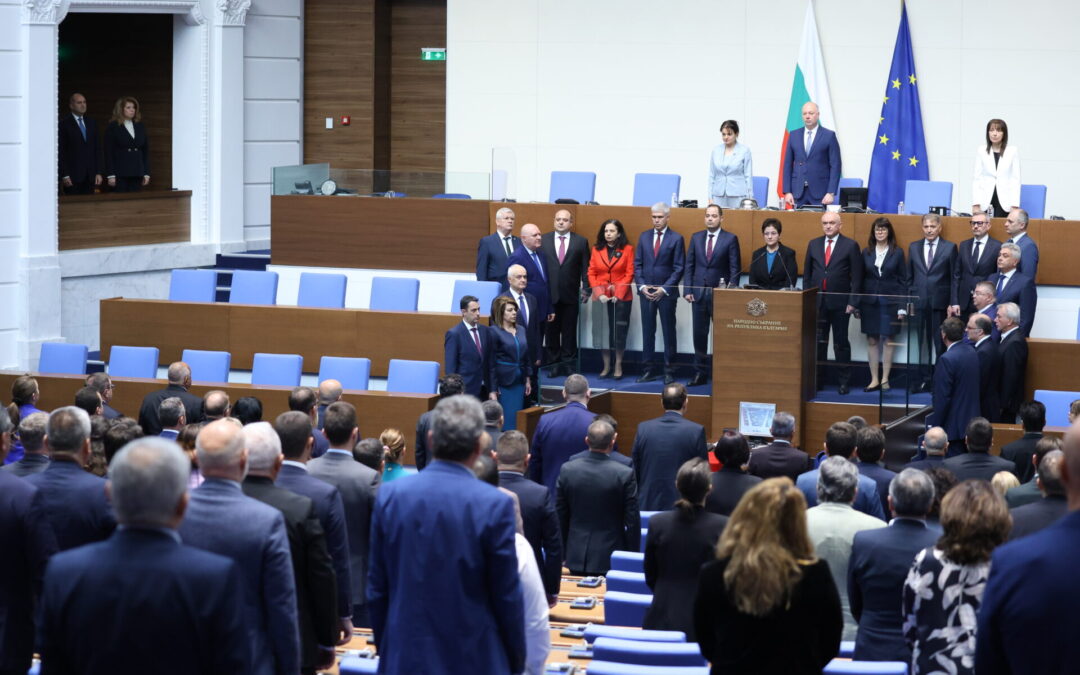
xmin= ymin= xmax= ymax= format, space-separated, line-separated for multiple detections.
xmin=708 ymin=120 xmax=754 ymax=208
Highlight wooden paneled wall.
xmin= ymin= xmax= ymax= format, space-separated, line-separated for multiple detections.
xmin=58 ymin=13 xmax=173 ymax=190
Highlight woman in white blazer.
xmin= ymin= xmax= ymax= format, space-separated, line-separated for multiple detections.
xmin=708 ymin=120 xmax=754 ymax=209
xmin=972 ymin=118 xmax=1020 ymax=216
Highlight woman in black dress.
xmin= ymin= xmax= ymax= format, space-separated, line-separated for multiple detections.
xmin=748 ymin=218 xmax=799 ymax=290
xmin=104 ymin=96 xmax=150 ymax=192
xmin=858 ymin=217 xmax=908 ymax=391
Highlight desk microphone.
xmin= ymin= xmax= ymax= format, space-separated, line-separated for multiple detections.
xmin=741 ymin=247 xmax=795 ymax=291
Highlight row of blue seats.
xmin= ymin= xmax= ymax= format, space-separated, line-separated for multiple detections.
xmin=36 ymin=343 xmax=441 ymax=395
xmin=170 ymin=269 xmax=505 ymax=314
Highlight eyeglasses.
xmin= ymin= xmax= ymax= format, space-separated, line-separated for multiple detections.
xmin=969 ymin=220 xmax=989 ymax=226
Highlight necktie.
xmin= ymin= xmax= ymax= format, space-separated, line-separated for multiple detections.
xmin=503 ymin=236 xmax=512 ymax=257
xmin=531 ymin=252 xmax=545 ymax=281
xmin=804 ymin=129 xmax=813 ymax=154
xmin=653 ymin=231 xmax=662 ymax=257
xmin=926 ymin=241 xmax=935 ymax=269
xmin=706 ymin=233 xmax=715 ymax=261
xmin=823 ymin=239 xmax=832 ymax=290
xmin=77 ymin=116 xmax=86 ymax=140
xmin=517 ymin=294 xmax=528 ymax=326
xmin=558 ymin=236 xmax=566 ymax=264
xmin=1007 ymin=238 xmax=1015 ymax=244
xmin=972 ymin=240 xmax=981 ymax=267
xmin=996 ymin=274 xmax=1006 ymax=296
xmin=470 ymin=326 xmax=482 ymax=354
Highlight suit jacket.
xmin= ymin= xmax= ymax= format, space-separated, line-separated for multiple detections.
xmin=308 ymin=449 xmax=380 ymax=607
xmin=1008 ymin=495 xmax=1067 ymax=541
xmin=632 ymin=411 xmax=708 ymax=511
xmin=906 ymin=455 xmax=946 ymax=472
xmin=1005 ymin=479 xmax=1041 ymax=509
xmin=943 ymin=452 xmax=1017 ymax=483
xmin=634 ymin=228 xmax=686 ymax=296
xmin=527 ymin=400 xmax=594 ymax=497
xmin=25 ymin=459 xmax=115 ymax=551
xmin=683 ymin=228 xmax=741 ymax=294
xmin=1007 ymin=233 xmax=1039 ymax=280
xmin=498 ymin=470 xmax=563 ymax=597
xmin=974 ymin=336 xmax=1002 ymax=421
xmin=907 ymin=238 xmax=961 ymax=310
xmin=58 ymin=113 xmax=100 ymax=182
xmin=782 ymin=125 xmax=842 ymax=201
xmin=541 ymin=230 xmax=590 ymax=304
xmin=476 ymin=232 xmax=521 ymax=283
xmin=797 ymin=468 xmax=887 ymax=520
xmin=569 ymin=448 xmax=632 ymax=467
xmin=976 ymin=302 xmax=1001 ymax=341
xmin=848 ymin=518 xmax=940 ymax=662
xmin=0 ymin=472 xmax=57 ymax=673
xmin=704 ymin=467 xmax=762 ymax=517
xmin=748 ymin=441 xmax=811 ymax=481
xmin=505 ymin=245 xmax=553 ymax=317
xmin=643 ymin=507 xmax=727 ymax=640
xmin=708 ymin=141 xmax=754 ymax=200
xmin=857 ymin=462 xmax=897 ymax=517
xmin=1000 ymin=432 xmax=1042 ymax=483
xmin=444 ymin=320 xmax=492 ymax=398
xmin=101 ymin=403 xmax=121 ymax=420
xmin=413 ymin=410 xmax=434 ymax=471
xmin=971 ymin=144 xmax=1021 ymax=213
xmin=275 ymin=462 xmax=353 ymax=618
xmin=803 ymin=233 xmax=863 ymax=308
xmin=103 ymin=120 xmax=149 ymax=178
xmin=368 ymin=460 xmax=525 ymax=674
xmin=0 ymin=451 xmax=49 ymax=477
xmin=137 ymin=384 xmax=203 ymax=436
xmin=243 ymin=476 xmax=338 ymax=669
xmin=40 ymin=528 xmax=249 ymax=675
xmin=488 ymin=323 xmax=532 ymax=391
xmin=860 ymin=246 xmax=909 ymax=304
xmin=177 ymin=478 xmax=300 ymax=675
xmin=998 ymin=328 xmax=1029 ymax=422
xmin=931 ymin=341 xmax=982 ymax=441
xmin=588 ymin=244 xmax=635 ymax=301
xmin=748 ymin=244 xmax=799 ymax=290
xmin=556 ymin=451 xmax=640 ymax=575
xmin=985 ymin=270 xmax=1037 ymax=336
xmin=976 ymin=510 xmax=1080 ymax=675
xmin=958 ymin=237 xmax=1002 ymax=311
xmin=499 ymin=290 xmax=542 ymax=368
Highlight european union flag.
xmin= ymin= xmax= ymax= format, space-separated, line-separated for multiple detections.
xmin=868 ymin=3 xmax=928 ymax=213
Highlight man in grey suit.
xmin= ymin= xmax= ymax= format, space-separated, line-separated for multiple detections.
xmin=907 ymin=213 xmax=961 ymax=392
xmin=309 ymin=401 xmax=380 ymax=627
xmin=178 ymin=419 xmax=300 ymax=675
xmin=0 ymin=412 xmax=49 ymax=477
xmin=631 ymin=383 xmax=708 ymax=511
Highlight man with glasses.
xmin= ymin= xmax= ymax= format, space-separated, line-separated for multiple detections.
xmin=958 ymin=213 xmax=1001 ymax=316
xmin=969 ymin=281 xmax=1000 ymax=342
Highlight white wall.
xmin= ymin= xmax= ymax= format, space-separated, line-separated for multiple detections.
xmin=447 ymin=0 xmax=1080 ymax=216
xmin=243 ymin=0 xmax=303 ymax=248
xmin=0 ymin=0 xmax=23 ymax=367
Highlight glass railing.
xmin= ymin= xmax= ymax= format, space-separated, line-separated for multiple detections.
xmin=271 ymin=164 xmax=492 ymax=200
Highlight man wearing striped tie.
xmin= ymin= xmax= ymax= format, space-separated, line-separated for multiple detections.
xmin=58 ymin=93 xmax=102 ymax=195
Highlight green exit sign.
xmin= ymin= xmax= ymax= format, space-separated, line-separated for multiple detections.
xmin=420 ymin=47 xmax=446 ymax=61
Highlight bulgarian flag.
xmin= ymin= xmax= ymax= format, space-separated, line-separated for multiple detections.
xmin=777 ymin=0 xmax=837 ymax=203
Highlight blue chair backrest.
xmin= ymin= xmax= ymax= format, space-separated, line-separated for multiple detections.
xmin=431 ymin=193 xmax=471 ymax=199
xmin=1033 ymin=389 xmax=1080 ymax=427
xmin=639 ymin=511 xmax=660 ymax=528
xmin=585 ymin=662 xmax=709 ymax=675
xmin=903 ymin=180 xmax=953 ymax=215
xmin=549 ymin=171 xmax=597 ymax=203
xmin=298 ymin=272 xmax=347 ymax=309
xmin=606 ymin=570 xmax=651 ymax=595
xmin=1020 ymin=184 xmax=1047 ymax=219
xmin=229 ymin=270 xmax=279 ymax=305
xmin=108 ymin=346 xmax=160 ymax=379
xmin=450 ymin=280 xmax=502 ymax=314
xmin=583 ymin=625 xmax=686 ymax=644
xmin=338 ymin=656 xmax=379 ymax=674
xmin=251 ymin=353 xmax=303 ymax=387
xmin=751 ymin=176 xmax=770 ymax=206
xmin=319 ymin=356 xmax=371 ymax=391
xmin=823 ymin=660 xmax=908 ymax=674
xmin=38 ymin=342 xmax=89 ymax=375
xmin=169 ymin=269 xmax=217 ymax=303
xmin=632 ymin=173 xmax=681 ymax=207
xmin=838 ymin=177 xmax=864 ymax=190
xmin=838 ymin=641 xmax=855 ymax=658
xmin=181 ymin=349 xmax=232 ymax=384
xmin=604 ymin=590 xmax=653 ymax=627
xmin=386 ymin=359 xmax=440 ymax=394
xmin=370 ymin=277 xmax=420 ymax=312
xmin=609 ymin=550 xmax=645 ymax=573
xmin=640 ymin=528 xmax=648 ymax=552
xmin=593 ymin=637 xmax=708 ymax=667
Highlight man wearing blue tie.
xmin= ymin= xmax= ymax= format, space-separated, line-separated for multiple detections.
xmin=1003 ymin=208 xmax=1039 ymax=279
xmin=505 ymin=223 xmax=553 ymax=323
xmin=58 ymin=93 xmax=102 ymax=195
xmin=635 ymin=203 xmax=685 ymax=384
xmin=782 ymin=102 xmax=842 ymax=208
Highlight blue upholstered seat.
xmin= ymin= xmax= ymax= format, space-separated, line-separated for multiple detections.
xmin=903 ymin=180 xmax=953 ymax=215
xmin=181 ymin=349 xmax=232 ymax=384
xmin=229 ymin=270 xmax=279 ymax=305
xmin=632 ymin=173 xmax=681 ymax=207
xmin=450 ymin=280 xmax=502 ymax=314
xmin=250 ymin=353 xmax=303 ymax=386
xmin=169 ymin=269 xmax=217 ymax=303
xmin=604 ymin=590 xmax=653 ymax=628
xmin=38 ymin=342 xmax=89 ymax=375
xmin=593 ymin=637 xmax=708 ymax=667
xmin=549 ymin=171 xmax=596 ymax=203
xmin=386 ymin=359 xmax=440 ymax=394
xmin=297 ymin=272 xmax=347 ymax=309
xmin=318 ymin=356 xmax=371 ymax=391
xmin=369 ymin=277 xmax=420 ymax=312
xmin=108 ymin=346 xmax=160 ymax=379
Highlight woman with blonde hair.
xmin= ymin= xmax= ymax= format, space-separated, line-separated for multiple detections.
xmin=380 ymin=428 xmax=408 ymax=482
xmin=104 ymin=96 xmax=150 ymax=191
xmin=693 ymin=477 xmax=842 ymax=674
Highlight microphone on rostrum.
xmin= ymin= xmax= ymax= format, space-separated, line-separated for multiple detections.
xmin=741 ymin=247 xmax=796 ymax=290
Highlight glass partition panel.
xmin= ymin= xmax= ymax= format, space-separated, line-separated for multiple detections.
xmin=272 ymin=163 xmax=330 ymax=195
xmin=271 ymin=166 xmax=491 ymax=199
xmin=491 ymin=147 xmax=517 ymax=201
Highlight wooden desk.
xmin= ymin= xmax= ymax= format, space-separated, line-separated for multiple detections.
xmin=59 ymin=190 xmax=191 ymax=250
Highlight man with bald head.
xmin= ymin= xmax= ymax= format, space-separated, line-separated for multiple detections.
xmin=502 ymin=263 xmax=544 ymax=400
xmin=506 ymin=222 xmax=554 ymax=322
xmin=138 ymin=361 xmax=203 ymax=435
xmin=202 ymin=390 xmax=231 ymax=422
xmin=316 ymin=379 xmax=342 ymax=430
xmin=58 ymin=92 xmax=102 ymax=195
xmin=541 ymin=209 xmax=590 ymax=375
xmin=977 ymin=422 xmax=1080 ymax=673
xmin=477 ymin=207 xmax=520 ymax=282
xmin=178 ymin=420 xmax=300 ymax=675
xmin=782 ymin=101 xmax=842 ymax=207
xmin=906 ymin=426 xmax=948 ymax=471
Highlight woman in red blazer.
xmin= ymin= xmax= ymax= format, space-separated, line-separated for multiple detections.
xmin=588 ymin=218 xmax=635 ymax=379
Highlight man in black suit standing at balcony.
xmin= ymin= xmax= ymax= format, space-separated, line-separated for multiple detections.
xmin=58 ymin=93 xmax=102 ymax=195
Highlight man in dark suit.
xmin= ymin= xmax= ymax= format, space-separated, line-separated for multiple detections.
xmin=496 ymin=430 xmax=562 ymax=604
xmin=1003 ymin=207 xmax=1039 ymax=279
xmin=906 ymin=426 xmax=948 ymax=471
xmin=482 ymin=399 xmax=505 ymax=453
xmin=855 ymin=426 xmax=896 ymax=516
xmin=541 ymin=209 xmax=590 ymax=375
xmin=444 ymin=294 xmax=493 ymax=399
xmin=957 ymin=212 xmax=1001 ymax=315
xmin=557 ymin=418 xmax=640 ymax=576
xmin=368 ymin=395 xmax=525 ymax=674
xmin=803 ymin=211 xmax=862 ymax=394
xmin=413 ymin=374 xmax=464 ymax=470
xmin=242 ymin=422 xmax=338 ymax=674
xmin=635 ymin=202 xmax=686 ymax=384
xmin=995 ymin=302 xmax=1028 ymax=423
xmin=0 ymin=409 xmax=57 ymax=675
xmin=683 ymin=204 xmax=741 ymax=386
xmin=25 ymin=407 xmax=115 ymax=550
xmin=931 ymin=317 xmax=982 ymax=456
xmin=1008 ymin=450 xmax=1067 ymax=540
xmin=944 ymin=417 xmax=1016 ymax=481
xmin=503 ymin=263 xmax=544 ymax=393
xmin=970 ymin=281 xmax=1001 ymax=341
xmin=289 ymin=386 xmax=329 ymax=459
xmin=907 ymin=213 xmax=961 ymax=392
xmin=848 ymin=469 xmax=939 ymax=662
xmin=1006 ymin=436 xmax=1062 ymax=508
xmin=747 ymin=411 xmax=812 ymax=481
xmin=704 ymin=430 xmax=761 ymax=516
xmin=308 ymin=401 xmax=380 ymax=627
xmin=39 ymin=437 xmax=249 ymax=675
xmin=796 ymin=422 xmax=886 ymax=520
xmin=58 ymin=92 xmax=102 ymax=195
xmin=86 ymin=372 xmax=121 ymax=419
xmin=476 ymin=207 xmax=520 ymax=282
xmin=976 ymin=422 xmax=1080 ymax=674
xmin=273 ymin=411 xmax=353 ymax=644
xmin=316 ymin=380 xmax=341 ymax=431
xmin=137 ymin=361 xmax=204 ymax=436
xmin=505 ymin=223 xmax=553 ymax=322
xmin=526 ymin=374 xmax=593 ymax=496
xmin=986 ymin=242 xmax=1037 ymax=336
xmin=967 ymin=312 xmax=1001 ymax=421
xmin=782 ymin=101 xmax=841 ymax=207
xmin=1000 ymin=401 xmax=1045 ymax=483
xmin=632 ymin=383 xmax=708 ymax=510
xmin=0 ymin=411 xmax=49 ymax=477
xmin=178 ymin=420 xmax=300 ymax=675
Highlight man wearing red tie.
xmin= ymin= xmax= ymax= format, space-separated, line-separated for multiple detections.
xmin=683 ymin=204 xmax=741 ymax=387
xmin=803 ymin=212 xmax=862 ymax=394
xmin=444 ymin=295 xmax=493 ymax=399
xmin=634 ymin=203 xmax=686 ymax=384
xmin=541 ymin=209 xmax=590 ymax=376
